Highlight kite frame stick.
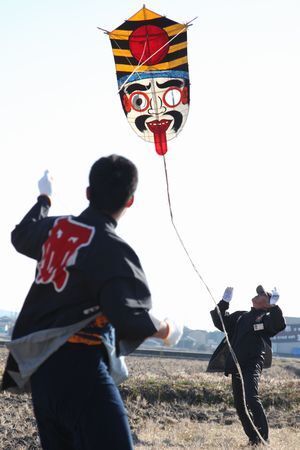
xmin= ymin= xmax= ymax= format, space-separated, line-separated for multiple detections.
xmin=97 ymin=27 xmax=109 ymax=34
xmin=110 ymin=39 xmax=147 ymax=84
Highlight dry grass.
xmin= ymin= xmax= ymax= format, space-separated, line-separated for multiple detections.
xmin=134 ymin=420 xmax=300 ymax=449
xmin=1 ymin=349 xmax=299 ymax=449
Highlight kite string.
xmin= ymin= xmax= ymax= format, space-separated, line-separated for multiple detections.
xmin=111 ymin=39 xmax=146 ymax=83
xmin=107 ymin=15 xmax=266 ymax=445
xmin=162 ymin=155 xmax=268 ymax=446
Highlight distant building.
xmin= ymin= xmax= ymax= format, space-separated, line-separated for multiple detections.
xmin=207 ymin=330 xmax=223 ymax=350
xmin=271 ymin=317 xmax=300 ymax=356
xmin=0 ymin=315 xmax=15 ymax=338
xmin=137 ymin=317 xmax=300 ymax=356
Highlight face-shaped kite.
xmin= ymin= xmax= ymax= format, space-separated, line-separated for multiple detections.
xmin=108 ymin=6 xmax=190 ymax=155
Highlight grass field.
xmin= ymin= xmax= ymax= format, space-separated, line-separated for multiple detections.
xmin=1 ymin=348 xmax=299 ymax=449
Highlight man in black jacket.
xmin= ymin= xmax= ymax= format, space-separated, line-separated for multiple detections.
xmin=207 ymin=285 xmax=286 ymax=446
xmin=2 ymin=155 xmax=182 ymax=450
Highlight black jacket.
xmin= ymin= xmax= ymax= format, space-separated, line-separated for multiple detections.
xmin=2 ymin=196 xmax=157 ymax=390
xmin=207 ymin=300 xmax=286 ymax=375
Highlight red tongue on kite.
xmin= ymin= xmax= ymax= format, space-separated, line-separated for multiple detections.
xmin=153 ymin=130 xmax=168 ymax=155
xmin=147 ymin=119 xmax=171 ymax=155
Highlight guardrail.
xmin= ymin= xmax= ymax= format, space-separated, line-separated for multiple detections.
xmin=0 ymin=341 xmax=211 ymax=360
xmin=1 ymin=340 xmax=298 ymax=360
xmin=132 ymin=348 xmax=211 ymax=360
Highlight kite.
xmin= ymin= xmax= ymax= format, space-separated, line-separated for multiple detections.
xmin=105 ymin=6 xmax=191 ymax=156
xmin=100 ymin=10 xmax=267 ymax=444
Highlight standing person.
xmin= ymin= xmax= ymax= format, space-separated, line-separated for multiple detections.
xmin=207 ymin=285 xmax=286 ymax=446
xmin=2 ymin=154 xmax=182 ymax=450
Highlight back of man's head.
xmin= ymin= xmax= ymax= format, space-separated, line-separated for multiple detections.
xmin=88 ymin=154 xmax=138 ymax=214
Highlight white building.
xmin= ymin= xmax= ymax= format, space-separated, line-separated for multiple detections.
xmin=271 ymin=317 xmax=300 ymax=356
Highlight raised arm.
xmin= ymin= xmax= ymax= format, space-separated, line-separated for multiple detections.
xmin=11 ymin=171 xmax=54 ymax=259
xmin=210 ymin=287 xmax=245 ymax=335
xmin=263 ymin=305 xmax=286 ymax=337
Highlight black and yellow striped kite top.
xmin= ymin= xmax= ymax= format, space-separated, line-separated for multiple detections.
xmin=109 ymin=6 xmax=189 ymax=88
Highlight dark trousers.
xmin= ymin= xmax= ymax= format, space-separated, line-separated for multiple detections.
xmin=231 ymin=363 xmax=268 ymax=445
xmin=31 ymin=344 xmax=134 ymax=450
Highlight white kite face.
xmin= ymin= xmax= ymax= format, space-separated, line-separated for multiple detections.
xmin=119 ymin=76 xmax=190 ymax=155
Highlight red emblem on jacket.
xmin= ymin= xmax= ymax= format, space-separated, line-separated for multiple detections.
xmin=36 ymin=217 xmax=95 ymax=292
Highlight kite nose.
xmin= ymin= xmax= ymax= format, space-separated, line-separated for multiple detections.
xmin=148 ymin=97 xmax=167 ymax=115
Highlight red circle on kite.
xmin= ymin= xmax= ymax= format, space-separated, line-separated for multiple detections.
xmin=129 ymin=25 xmax=169 ymax=65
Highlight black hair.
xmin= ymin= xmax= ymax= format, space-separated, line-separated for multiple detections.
xmin=256 ymin=285 xmax=271 ymax=300
xmin=88 ymin=154 xmax=138 ymax=213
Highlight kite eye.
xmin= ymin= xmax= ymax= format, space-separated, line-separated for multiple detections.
xmin=129 ymin=92 xmax=150 ymax=112
xmin=163 ymin=87 xmax=182 ymax=108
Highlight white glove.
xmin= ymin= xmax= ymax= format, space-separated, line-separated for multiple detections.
xmin=222 ymin=286 xmax=233 ymax=303
xmin=163 ymin=318 xmax=183 ymax=347
xmin=38 ymin=170 xmax=52 ymax=197
xmin=270 ymin=287 xmax=280 ymax=305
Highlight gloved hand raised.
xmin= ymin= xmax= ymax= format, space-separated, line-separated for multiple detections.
xmin=222 ymin=287 xmax=233 ymax=303
xmin=38 ymin=170 xmax=53 ymax=197
xmin=270 ymin=287 xmax=280 ymax=305
xmin=163 ymin=318 xmax=183 ymax=347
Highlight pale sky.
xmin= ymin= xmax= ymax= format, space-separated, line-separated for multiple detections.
xmin=1 ymin=0 xmax=300 ymax=330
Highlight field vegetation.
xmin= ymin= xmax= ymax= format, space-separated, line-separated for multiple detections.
xmin=0 ymin=348 xmax=299 ymax=449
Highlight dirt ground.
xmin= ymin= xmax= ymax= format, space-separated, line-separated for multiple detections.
xmin=0 ymin=348 xmax=299 ymax=449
